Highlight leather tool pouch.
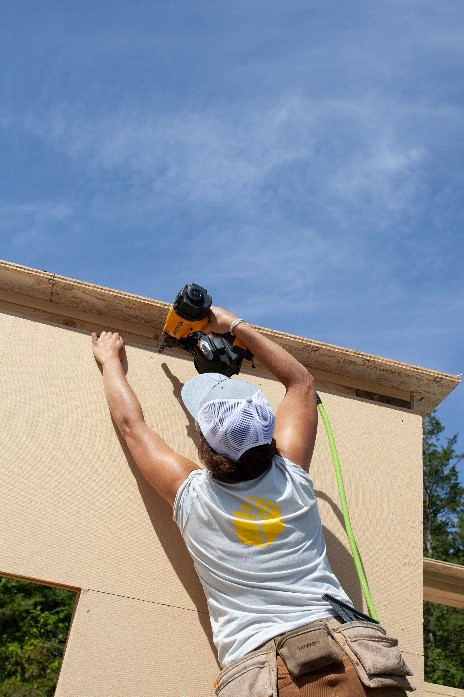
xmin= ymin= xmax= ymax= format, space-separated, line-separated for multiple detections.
xmin=275 ymin=623 xmax=343 ymax=677
xmin=215 ymin=640 xmax=277 ymax=697
xmin=325 ymin=620 xmax=415 ymax=691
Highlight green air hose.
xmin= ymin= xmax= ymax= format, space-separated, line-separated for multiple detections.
xmin=316 ymin=394 xmax=380 ymax=622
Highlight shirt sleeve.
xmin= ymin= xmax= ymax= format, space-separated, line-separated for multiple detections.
xmin=279 ymin=456 xmax=316 ymax=499
xmin=280 ymin=456 xmax=314 ymax=484
xmin=172 ymin=469 xmax=204 ymax=532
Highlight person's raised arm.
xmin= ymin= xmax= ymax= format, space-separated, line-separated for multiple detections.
xmin=203 ymin=308 xmax=317 ymax=471
xmin=91 ymin=331 xmax=198 ymax=505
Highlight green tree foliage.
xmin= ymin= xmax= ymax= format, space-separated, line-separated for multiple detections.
xmin=423 ymin=603 xmax=464 ymax=688
xmin=0 ymin=578 xmax=76 ymax=696
xmin=423 ymin=411 xmax=464 ymax=688
xmin=423 ymin=412 xmax=464 ymax=563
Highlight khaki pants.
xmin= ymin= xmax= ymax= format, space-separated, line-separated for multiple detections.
xmin=276 ymin=645 xmax=404 ymax=697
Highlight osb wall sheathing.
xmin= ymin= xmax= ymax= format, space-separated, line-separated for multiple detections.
xmin=0 ymin=262 xmax=460 ymax=696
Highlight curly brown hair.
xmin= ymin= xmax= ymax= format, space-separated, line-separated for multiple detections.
xmin=196 ymin=431 xmax=280 ymax=483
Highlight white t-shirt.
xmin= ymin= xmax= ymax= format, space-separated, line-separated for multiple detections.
xmin=173 ymin=456 xmax=352 ymax=666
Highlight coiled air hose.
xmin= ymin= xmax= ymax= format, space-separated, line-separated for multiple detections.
xmin=316 ymin=394 xmax=380 ymax=622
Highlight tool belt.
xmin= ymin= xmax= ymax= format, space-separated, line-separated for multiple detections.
xmin=214 ymin=617 xmax=414 ymax=696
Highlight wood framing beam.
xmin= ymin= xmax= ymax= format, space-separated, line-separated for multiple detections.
xmin=423 ymin=558 xmax=464 ymax=609
xmin=424 ymin=683 xmax=464 ymax=696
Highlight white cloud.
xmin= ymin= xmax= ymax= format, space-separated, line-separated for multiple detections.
xmin=1 ymin=201 xmax=74 ymax=250
xmin=8 ymin=92 xmax=433 ymax=330
xmin=332 ymin=141 xmax=425 ymax=208
xmin=24 ymin=99 xmax=312 ymax=200
xmin=21 ymin=93 xmax=427 ymax=231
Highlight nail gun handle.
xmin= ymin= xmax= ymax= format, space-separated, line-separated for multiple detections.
xmin=227 ymin=334 xmax=253 ymax=362
xmin=232 ymin=335 xmax=249 ymax=352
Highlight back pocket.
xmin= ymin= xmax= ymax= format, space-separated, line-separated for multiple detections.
xmin=276 ymin=624 xmax=342 ymax=676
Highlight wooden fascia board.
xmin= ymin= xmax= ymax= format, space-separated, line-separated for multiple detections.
xmin=0 ymin=260 xmax=460 ymax=415
xmin=423 ymin=558 xmax=464 ymax=609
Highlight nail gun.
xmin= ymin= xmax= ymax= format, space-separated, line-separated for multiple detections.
xmin=158 ymin=283 xmax=253 ymax=377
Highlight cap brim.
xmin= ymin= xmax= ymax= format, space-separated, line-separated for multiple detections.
xmin=181 ymin=372 xmax=258 ymax=420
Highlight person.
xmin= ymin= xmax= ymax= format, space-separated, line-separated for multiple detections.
xmin=91 ymin=306 xmax=412 ymax=696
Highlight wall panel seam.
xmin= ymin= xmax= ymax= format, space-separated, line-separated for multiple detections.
xmin=82 ymin=586 xmax=209 ymax=614
xmin=0 ymin=315 xmax=16 ymax=366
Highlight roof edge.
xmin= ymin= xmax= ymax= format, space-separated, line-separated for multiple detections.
xmin=0 ymin=260 xmax=460 ymax=415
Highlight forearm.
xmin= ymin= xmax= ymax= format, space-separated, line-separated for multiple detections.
xmin=92 ymin=331 xmax=197 ymax=505
xmin=101 ymin=357 xmax=144 ymax=437
xmin=234 ymin=322 xmax=313 ymax=390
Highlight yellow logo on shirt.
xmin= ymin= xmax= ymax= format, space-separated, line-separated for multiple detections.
xmin=232 ymin=497 xmax=284 ymax=546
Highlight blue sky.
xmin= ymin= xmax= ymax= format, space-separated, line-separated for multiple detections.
xmin=1 ymin=1 xmax=463 ymax=476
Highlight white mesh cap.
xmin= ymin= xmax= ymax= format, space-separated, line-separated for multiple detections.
xmin=181 ymin=373 xmax=275 ymax=462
